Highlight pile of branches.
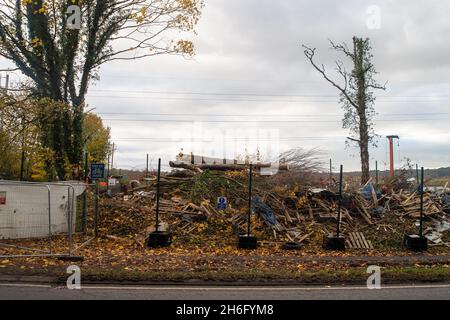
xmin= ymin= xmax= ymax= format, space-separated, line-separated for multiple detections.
xmin=97 ymin=167 xmax=448 ymax=247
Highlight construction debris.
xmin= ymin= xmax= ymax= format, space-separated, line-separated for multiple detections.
xmin=97 ymin=165 xmax=449 ymax=250
xmin=346 ymin=232 xmax=374 ymax=249
xmin=169 ymin=161 xmax=288 ymax=172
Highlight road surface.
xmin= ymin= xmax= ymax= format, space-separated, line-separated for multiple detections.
xmin=0 ymin=283 xmax=449 ymax=300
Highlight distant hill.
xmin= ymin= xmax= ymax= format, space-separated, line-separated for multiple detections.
xmin=345 ymin=167 xmax=450 ymax=179
xmin=425 ymin=167 xmax=450 ymax=178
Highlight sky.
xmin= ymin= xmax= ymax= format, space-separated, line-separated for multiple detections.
xmin=1 ymin=0 xmax=450 ymax=172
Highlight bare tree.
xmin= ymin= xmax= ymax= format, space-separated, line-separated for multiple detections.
xmin=302 ymin=37 xmax=386 ymax=184
xmin=0 ymin=0 xmax=203 ymax=178
xmin=279 ymin=147 xmax=324 ymax=172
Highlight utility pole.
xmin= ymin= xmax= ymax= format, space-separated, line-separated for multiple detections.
xmin=416 ymin=164 xmax=419 ymax=184
xmin=329 ymin=159 xmax=332 ymax=185
xmin=375 ymin=160 xmax=379 ymax=185
xmin=386 ymin=135 xmax=399 ymax=177
xmin=110 ymin=142 xmax=115 ymax=175
xmin=106 ymin=152 xmax=110 ymax=178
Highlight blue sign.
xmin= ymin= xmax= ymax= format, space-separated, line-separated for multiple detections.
xmin=90 ymin=163 xmax=105 ymax=180
xmin=217 ymin=197 xmax=227 ymax=210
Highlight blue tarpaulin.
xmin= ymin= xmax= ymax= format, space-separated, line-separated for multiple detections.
xmin=443 ymin=194 xmax=450 ymax=205
xmin=251 ymin=196 xmax=276 ymax=226
xmin=362 ymin=183 xmax=381 ymax=200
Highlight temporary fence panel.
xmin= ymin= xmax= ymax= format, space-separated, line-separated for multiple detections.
xmin=0 ymin=181 xmax=85 ymax=239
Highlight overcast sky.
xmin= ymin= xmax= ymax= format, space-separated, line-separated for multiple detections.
xmin=1 ymin=0 xmax=450 ymax=172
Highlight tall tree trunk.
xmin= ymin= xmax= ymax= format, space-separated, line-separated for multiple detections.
xmin=303 ymin=37 xmax=385 ymax=186
xmin=360 ymin=129 xmax=370 ymax=184
xmin=354 ymin=37 xmax=370 ymax=185
xmin=71 ymin=103 xmax=84 ymax=167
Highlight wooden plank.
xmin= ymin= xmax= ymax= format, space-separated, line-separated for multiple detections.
xmin=362 ymin=233 xmax=371 ymax=249
xmin=308 ymin=204 xmax=314 ymax=220
xmin=349 ymin=232 xmax=359 ymax=248
xmin=402 ymin=192 xmax=417 ymax=206
xmin=297 ymin=231 xmax=314 ymax=244
xmin=357 ymin=232 xmax=370 ymax=249
xmin=348 ymin=232 xmax=356 ymax=247
xmin=346 ymin=240 xmax=353 ymax=249
xmin=357 ymin=207 xmax=373 ymax=225
xmin=353 ymin=233 xmax=361 ymax=249
xmin=355 ymin=232 xmax=364 ymax=248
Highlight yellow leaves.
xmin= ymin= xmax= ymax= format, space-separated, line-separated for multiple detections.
xmin=225 ymin=170 xmax=247 ymax=179
xmin=296 ymin=195 xmax=308 ymax=209
xmin=139 ymin=6 xmax=148 ymax=16
xmin=296 ymin=264 xmax=305 ymax=271
xmin=132 ymin=6 xmax=150 ymax=24
xmin=178 ymin=0 xmax=196 ymax=10
xmin=37 ymin=2 xmax=49 ymax=15
xmin=174 ymin=40 xmax=195 ymax=56
xmin=30 ymin=37 xmax=43 ymax=48
xmin=84 ymin=113 xmax=111 ymax=163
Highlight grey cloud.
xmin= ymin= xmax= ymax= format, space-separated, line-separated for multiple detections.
xmin=1 ymin=0 xmax=449 ymax=171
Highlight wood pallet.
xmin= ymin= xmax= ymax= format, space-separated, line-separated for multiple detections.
xmin=346 ymin=232 xmax=373 ymax=249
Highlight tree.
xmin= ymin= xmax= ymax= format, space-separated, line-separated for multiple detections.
xmin=84 ymin=113 xmax=111 ymax=163
xmin=0 ymin=93 xmax=42 ymax=179
xmin=303 ymin=37 xmax=386 ymax=184
xmin=1 ymin=93 xmax=110 ymax=180
xmin=0 ymin=0 xmax=203 ymax=178
xmin=279 ymin=147 xmax=324 ymax=172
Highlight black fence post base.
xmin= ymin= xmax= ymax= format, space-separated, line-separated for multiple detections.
xmin=238 ymin=234 xmax=257 ymax=249
xmin=323 ymin=235 xmax=346 ymax=251
xmin=404 ymin=234 xmax=428 ymax=251
xmin=57 ymin=255 xmax=85 ymax=262
xmin=147 ymin=231 xmax=172 ymax=248
xmin=282 ymin=242 xmax=302 ymax=250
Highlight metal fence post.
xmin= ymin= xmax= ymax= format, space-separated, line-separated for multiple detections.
xmin=46 ymin=185 xmax=52 ymax=254
xmin=82 ymin=152 xmax=89 ymax=233
xmin=66 ymin=185 xmax=75 ymax=257
xmin=336 ymin=165 xmax=343 ymax=238
xmin=419 ymin=167 xmax=424 ymax=237
xmin=94 ymin=181 xmax=99 ymax=238
xmin=247 ymin=163 xmax=253 ymax=236
xmin=155 ymin=158 xmax=161 ymax=232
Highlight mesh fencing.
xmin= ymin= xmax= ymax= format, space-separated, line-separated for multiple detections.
xmin=0 ymin=181 xmax=96 ymax=258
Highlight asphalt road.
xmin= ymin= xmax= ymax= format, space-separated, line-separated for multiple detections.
xmin=0 ymin=283 xmax=449 ymax=300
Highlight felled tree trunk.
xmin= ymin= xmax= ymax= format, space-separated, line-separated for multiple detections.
xmin=169 ymin=161 xmax=288 ymax=172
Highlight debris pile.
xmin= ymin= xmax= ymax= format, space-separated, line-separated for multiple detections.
xmin=97 ymin=168 xmax=449 ymax=249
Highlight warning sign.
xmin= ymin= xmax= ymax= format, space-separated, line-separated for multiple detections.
xmin=217 ymin=197 xmax=227 ymax=210
xmin=0 ymin=191 xmax=6 ymax=205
